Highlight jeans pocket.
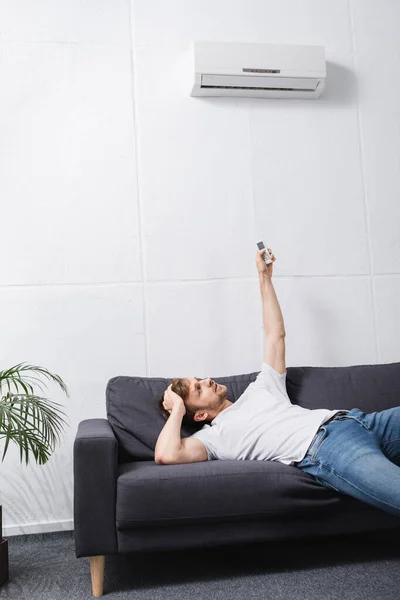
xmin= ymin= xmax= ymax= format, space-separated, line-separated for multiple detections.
xmin=309 ymin=426 xmax=328 ymax=461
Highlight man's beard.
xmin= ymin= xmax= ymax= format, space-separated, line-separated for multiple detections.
xmin=215 ymin=388 xmax=226 ymax=406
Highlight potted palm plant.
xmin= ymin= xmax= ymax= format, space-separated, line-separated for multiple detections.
xmin=0 ymin=363 xmax=69 ymax=587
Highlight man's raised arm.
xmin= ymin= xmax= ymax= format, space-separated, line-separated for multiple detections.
xmin=256 ymin=248 xmax=286 ymax=337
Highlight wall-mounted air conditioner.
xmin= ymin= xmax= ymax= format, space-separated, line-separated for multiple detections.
xmin=190 ymin=41 xmax=326 ymax=99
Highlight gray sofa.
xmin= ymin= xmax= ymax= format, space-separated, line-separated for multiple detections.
xmin=73 ymin=361 xmax=400 ymax=597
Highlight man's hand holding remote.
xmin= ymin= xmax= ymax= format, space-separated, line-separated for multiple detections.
xmin=255 ymin=247 xmax=276 ymax=279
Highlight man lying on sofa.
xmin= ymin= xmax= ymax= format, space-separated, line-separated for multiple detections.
xmin=155 ymin=248 xmax=400 ymax=519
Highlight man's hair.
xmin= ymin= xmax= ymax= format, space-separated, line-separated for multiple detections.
xmin=158 ymin=377 xmax=200 ymax=425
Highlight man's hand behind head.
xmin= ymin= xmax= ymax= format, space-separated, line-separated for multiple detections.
xmin=163 ymin=384 xmax=186 ymax=415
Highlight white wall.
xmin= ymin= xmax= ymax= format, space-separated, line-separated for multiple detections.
xmin=0 ymin=0 xmax=399 ymax=535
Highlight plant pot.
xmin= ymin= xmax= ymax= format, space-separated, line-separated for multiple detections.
xmin=0 ymin=506 xmax=9 ymax=586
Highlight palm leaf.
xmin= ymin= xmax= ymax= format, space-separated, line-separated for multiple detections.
xmin=0 ymin=363 xmax=69 ymax=466
xmin=0 ymin=363 xmax=69 ymax=398
xmin=0 ymin=393 xmax=69 ymax=465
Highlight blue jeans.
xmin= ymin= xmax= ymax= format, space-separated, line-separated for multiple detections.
xmin=294 ymin=407 xmax=400 ymax=518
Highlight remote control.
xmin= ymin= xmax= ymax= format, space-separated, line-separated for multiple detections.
xmin=256 ymin=241 xmax=273 ymax=265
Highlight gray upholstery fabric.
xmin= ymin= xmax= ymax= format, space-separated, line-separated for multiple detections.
xmin=116 ymin=458 xmax=362 ymax=527
xmin=74 ymin=361 xmax=400 ymax=558
xmin=73 ymin=419 xmax=118 ymax=558
xmin=116 ymin=505 xmax=399 ymax=554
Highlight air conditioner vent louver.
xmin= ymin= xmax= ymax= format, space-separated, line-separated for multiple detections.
xmin=200 ymin=74 xmax=320 ymax=93
xmin=201 ymin=85 xmax=317 ymax=92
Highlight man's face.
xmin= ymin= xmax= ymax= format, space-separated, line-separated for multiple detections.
xmin=184 ymin=377 xmax=227 ymax=422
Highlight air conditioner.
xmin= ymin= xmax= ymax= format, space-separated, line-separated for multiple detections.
xmin=190 ymin=41 xmax=326 ymax=99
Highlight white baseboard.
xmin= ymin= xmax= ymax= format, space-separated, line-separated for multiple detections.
xmin=4 ymin=518 xmax=74 ymax=537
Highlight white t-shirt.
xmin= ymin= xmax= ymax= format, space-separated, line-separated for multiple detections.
xmin=191 ymin=362 xmax=348 ymax=466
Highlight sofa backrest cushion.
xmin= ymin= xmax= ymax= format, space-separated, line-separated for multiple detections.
xmin=106 ymin=362 xmax=400 ymax=462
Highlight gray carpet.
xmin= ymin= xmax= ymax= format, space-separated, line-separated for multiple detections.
xmin=1 ymin=529 xmax=400 ymax=599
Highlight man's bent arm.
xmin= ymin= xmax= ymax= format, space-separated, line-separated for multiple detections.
xmin=259 ymin=273 xmax=286 ymax=337
xmin=155 ymin=401 xmax=186 ymax=463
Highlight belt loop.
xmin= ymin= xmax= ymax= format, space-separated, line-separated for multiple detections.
xmin=329 ymin=410 xmax=348 ymax=423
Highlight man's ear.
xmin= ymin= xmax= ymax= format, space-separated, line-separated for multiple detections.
xmin=194 ymin=411 xmax=208 ymax=422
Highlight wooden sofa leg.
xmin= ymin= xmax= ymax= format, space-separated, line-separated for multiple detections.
xmin=90 ymin=555 xmax=105 ymax=597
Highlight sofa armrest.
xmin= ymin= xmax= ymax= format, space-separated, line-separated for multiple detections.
xmin=73 ymin=419 xmax=118 ymax=558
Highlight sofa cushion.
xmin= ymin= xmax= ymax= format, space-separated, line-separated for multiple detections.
xmin=116 ymin=458 xmax=381 ymax=529
xmin=106 ymin=362 xmax=400 ymax=462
